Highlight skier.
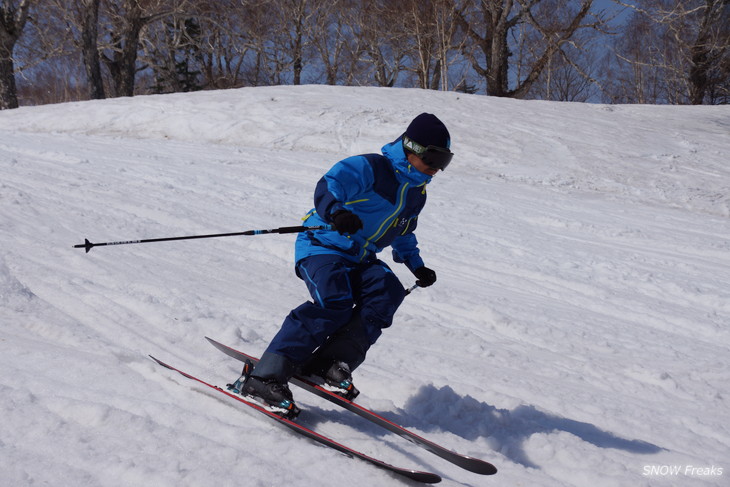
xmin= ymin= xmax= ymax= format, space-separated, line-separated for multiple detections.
xmin=244 ymin=113 xmax=453 ymax=415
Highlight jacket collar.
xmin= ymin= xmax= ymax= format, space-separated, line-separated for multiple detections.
xmin=381 ymin=136 xmax=432 ymax=186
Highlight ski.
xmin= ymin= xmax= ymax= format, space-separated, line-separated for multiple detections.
xmin=149 ymin=355 xmax=442 ymax=484
xmin=205 ymin=337 xmax=498 ymax=476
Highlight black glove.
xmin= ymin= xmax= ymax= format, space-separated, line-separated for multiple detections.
xmin=331 ymin=210 xmax=363 ymax=235
xmin=413 ymin=266 xmax=437 ymax=287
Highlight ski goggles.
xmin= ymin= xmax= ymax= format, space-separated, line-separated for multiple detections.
xmin=403 ymin=136 xmax=453 ymax=170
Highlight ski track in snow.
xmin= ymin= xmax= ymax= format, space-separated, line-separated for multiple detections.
xmin=1 ymin=86 xmax=728 ymax=486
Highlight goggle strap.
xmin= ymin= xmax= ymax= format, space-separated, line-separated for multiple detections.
xmin=403 ymin=136 xmax=427 ymax=155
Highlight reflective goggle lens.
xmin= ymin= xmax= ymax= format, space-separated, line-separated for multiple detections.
xmin=421 ymin=146 xmax=453 ymax=170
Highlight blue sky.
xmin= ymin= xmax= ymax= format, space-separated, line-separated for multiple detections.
xmin=593 ymin=0 xmax=633 ymax=26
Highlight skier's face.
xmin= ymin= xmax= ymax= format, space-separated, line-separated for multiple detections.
xmin=407 ymin=153 xmax=440 ymax=177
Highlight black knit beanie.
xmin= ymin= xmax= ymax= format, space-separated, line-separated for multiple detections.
xmin=404 ymin=113 xmax=451 ymax=150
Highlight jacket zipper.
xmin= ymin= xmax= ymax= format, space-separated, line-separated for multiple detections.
xmin=366 ymin=182 xmax=409 ymax=246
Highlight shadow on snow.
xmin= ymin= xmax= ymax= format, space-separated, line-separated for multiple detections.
xmin=391 ymin=384 xmax=664 ymax=469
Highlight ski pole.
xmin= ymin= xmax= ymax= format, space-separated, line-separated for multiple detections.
xmin=73 ymin=225 xmax=332 ymax=254
xmin=404 ymin=283 xmax=419 ymax=295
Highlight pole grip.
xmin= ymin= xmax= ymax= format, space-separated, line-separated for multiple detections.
xmin=276 ymin=225 xmax=316 ymax=234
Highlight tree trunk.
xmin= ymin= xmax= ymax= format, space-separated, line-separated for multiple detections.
xmin=0 ymin=0 xmax=32 ymax=109
xmin=80 ymin=0 xmax=105 ymax=100
xmin=0 ymin=46 xmax=18 ymax=109
xmin=687 ymin=0 xmax=728 ymax=104
xmin=103 ymin=2 xmax=144 ymax=97
xmin=292 ymin=0 xmax=305 ymax=85
xmin=485 ymin=4 xmax=512 ymax=97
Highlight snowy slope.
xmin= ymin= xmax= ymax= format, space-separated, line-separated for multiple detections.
xmin=1 ymin=85 xmax=728 ymax=487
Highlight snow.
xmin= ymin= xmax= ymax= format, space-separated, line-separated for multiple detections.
xmin=1 ymin=85 xmax=728 ymax=486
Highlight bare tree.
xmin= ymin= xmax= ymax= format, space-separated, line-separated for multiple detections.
xmin=241 ymin=0 xmax=312 ymax=86
xmin=613 ymin=0 xmax=729 ymax=104
xmin=452 ymin=0 xmax=602 ymax=98
xmin=235 ymin=0 xmax=281 ymax=86
xmin=355 ymin=1 xmax=410 ymax=87
xmin=432 ymin=0 xmax=470 ymax=91
xmin=257 ymin=0 xmax=314 ymax=85
xmin=289 ymin=0 xmax=308 ymax=85
xmin=605 ymin=9 xmax=663 ymax=103
xmin=404 ymin=0 xmax=439 ymax=89
xmin=80 ymin=0 xmax=105 ymax=99
xmin=11 ymin=0 xmax=724 ymax=106
xmin=188 ymin=0 xmax=253 ymax=89
xmin=308 ymin=0 xmax=360 ymax=85
xmin=40 ymin=0 xmax=104 ymax=100
xmin=102 ymin=0 xmax=150 ymax=97
xmin=517 ymin=0 xmax=607 ymax=101
xmin=0 ymin=0 xmax=32 ymax=109
xmin=398 ymin=0 xmax=465 ymax=91
xmin=452 ymin=0 xmax=520 ymax=97
xmin=88 ymin=0 xmax=188 ymax=97
xmin=672 ymin=0 xmax=729 ymax=104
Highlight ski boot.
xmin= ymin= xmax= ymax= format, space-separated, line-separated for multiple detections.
xmin=227 ymin=360 xmax=300 ymax=419
xmin=305 ymin=361 xmax=360 ymax=400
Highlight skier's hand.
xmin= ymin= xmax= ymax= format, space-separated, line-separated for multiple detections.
xmin=413 ymin=266 xmax=437 ymax=287
xmin=331 ymin=210 xmax=363 ymax=235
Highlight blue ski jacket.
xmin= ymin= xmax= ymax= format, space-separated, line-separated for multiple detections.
xmin=295 ymin=137 xmax=431 ymax=272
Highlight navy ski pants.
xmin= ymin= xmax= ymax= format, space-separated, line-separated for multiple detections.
xmin=260 ymin=254 xmax=407 ymax=375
